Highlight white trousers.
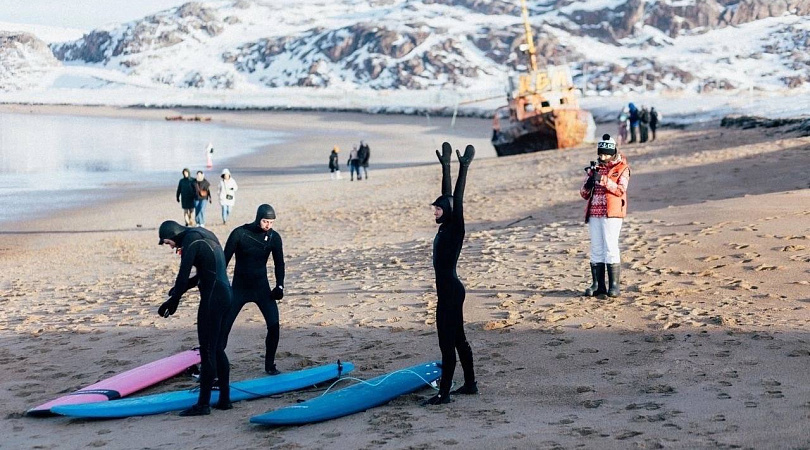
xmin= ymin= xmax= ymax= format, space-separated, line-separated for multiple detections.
xmin=588 ymin=217 xmax=623 ymax=264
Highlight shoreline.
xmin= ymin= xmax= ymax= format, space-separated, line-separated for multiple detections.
xmin=1 ymin=106 xmax=808 ymax=448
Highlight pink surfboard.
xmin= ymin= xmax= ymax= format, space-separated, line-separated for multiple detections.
xmin=26 ymin=349 xmax=201 ymax=417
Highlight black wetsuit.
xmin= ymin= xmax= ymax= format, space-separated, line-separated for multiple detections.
xmin=164 ymin=226 xmax=232 ymax=409
xmin=222 ymin=221 xmax=285 ymax=372
xmin=433 ymin=150 xmax=475 ymax=399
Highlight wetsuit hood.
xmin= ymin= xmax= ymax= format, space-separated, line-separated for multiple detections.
xmin=158 ymin=220 xmax=189 ymax=246
xmin=252 ymin=204 xmax=276 ymax=227
xmin=432 ymin=195 xmax=452 ymax=224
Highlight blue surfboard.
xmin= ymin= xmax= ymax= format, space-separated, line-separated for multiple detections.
xmin=51 ymin=361 xmax=353 ymax=419
xmin=250 ymin=361 xmax=440 ymax=426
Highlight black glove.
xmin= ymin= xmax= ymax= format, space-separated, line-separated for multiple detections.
xmin=158 ymin=299 xmax=179 ymax=318
xmin=271 ymin=286 xmax=284 ymax=300
xmin=456 ymin=145 xmax=475 ymax=166
xmin=435 ymin=142 xmax=452 ymax=165
xmin=168 ymin=287 xmax=176 ymax=297
xmin=584 ymin=177 xmax=595 ymax=190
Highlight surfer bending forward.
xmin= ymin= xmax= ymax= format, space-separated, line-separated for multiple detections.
xmin=222 ymin=204 xmax=286 ymax=375
xmin=425 ymin=142 xmax=478 ymax=405
xmin=158 ymin=221 xmax=233 ymax=416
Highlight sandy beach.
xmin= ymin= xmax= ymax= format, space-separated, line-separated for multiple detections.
xmin=1 ymin=105 xmax=809 ymax=449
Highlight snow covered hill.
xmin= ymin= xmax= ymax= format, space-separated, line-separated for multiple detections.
xmin=0 ymin=0 xmax=808 ymax=113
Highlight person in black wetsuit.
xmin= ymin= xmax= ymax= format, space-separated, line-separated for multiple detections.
xmin=424 ymin=142 xmax=478 ymax=406
xmin=221 ymin=204 xmax=286 ymax=375
xmin=158 ymin=220 xmax=233 ymax=416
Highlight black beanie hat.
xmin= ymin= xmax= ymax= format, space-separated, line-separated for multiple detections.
xmin=158 ymin=220 xmax=188 ymax=245
xmin=597 ymin=134 xmax=617 ymax=156
xmin=254 ymin=204 xmax=276 ymax=224
xmin=431 ymin=195 xmax=452 ymax=224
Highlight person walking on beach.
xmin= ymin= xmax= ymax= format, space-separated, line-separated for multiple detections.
xmin=628 ymin=103 xmax=639 ymax=143
xmin=222 ymin=204 xmax=286 ymax=375
xmin=176 ymin=168 xmax=196 ymax=226
xmin=348 ymin=145 xmax=362 ymax=181
xmin=218 ymin=168 xmax=238 ymax=225
xmin=358 ymin=141 xmax=371 ymax=179
xmin=194 ymin=171 xmax=212 ymax=227
xmin=650 ymin=107 xmax=660 ymax=141
xmin=425 ymin=142 xmax=478 ymax=405
xmin=580 ymin=134 xmax=630 ymax=299
xmin=157 ymin=221 xmax=233 ymax=416
xmin=617 ymin=109 xmax=629 ymax=145
xmin=639 ymin=106 xmax=650 ymax=143
xmin=329 ymin=146 xmax=341 ymax=180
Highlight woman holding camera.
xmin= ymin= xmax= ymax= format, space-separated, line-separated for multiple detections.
xmin=218 ymin=168 xmax=239 ymax=225
xmin=580 ymin=134 xmax=630 ymax=298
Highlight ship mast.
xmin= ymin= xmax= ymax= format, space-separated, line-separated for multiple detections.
xmin=520 ymin=0 xmax=538 ymax=72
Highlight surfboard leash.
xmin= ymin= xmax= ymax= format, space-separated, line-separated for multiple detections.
xmin=320 ymin=369 xmax=441 ymax=397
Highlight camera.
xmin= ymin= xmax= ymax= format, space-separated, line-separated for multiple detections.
xmin=584 ymin=160 xmax=597 ymax=174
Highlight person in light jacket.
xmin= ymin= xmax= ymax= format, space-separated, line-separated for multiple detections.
xmin=218 ymin=168 xmax=238 ymax=225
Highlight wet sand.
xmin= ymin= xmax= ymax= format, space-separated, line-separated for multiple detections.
xmin=0 ymin=105 xmax=809 ymax=449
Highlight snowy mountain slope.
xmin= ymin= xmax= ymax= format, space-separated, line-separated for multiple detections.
xmin=0 ymin=0 xmax=808 ymax=109
xmin=0 ymin=32 xmax=60 ymax=91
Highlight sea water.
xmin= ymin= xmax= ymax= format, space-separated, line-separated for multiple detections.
xmin=0 ymin=112 xmax=283 ymax=225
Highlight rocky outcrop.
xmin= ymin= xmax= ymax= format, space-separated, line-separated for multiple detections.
xmin=315 ymin=23 xmax=430 ymax=63
xmin=53 ymin=2 xmax=223 ymax=65
xmin=470 ymin=25 xmax=582 ymax=67
xmin=721 ymin=114 xmax=810 ymax=136
xmin=583 ymin=59 xmax=698 ymax=92
xmin=562 ymin=0 xmax=645 ymax=43
xmin=422 ymin=0 xmax=519 ymax=15
xmin=0 ymin=32 xmax=59 ymax=91
xmin=230 ymin=23 xmax=486 ymax=89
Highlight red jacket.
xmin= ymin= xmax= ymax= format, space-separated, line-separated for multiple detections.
xmin=580 ymin=154 xmax=630 ymax=220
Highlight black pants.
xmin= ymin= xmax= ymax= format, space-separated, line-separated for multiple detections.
xmin=223 ymin=278 xmax=280 ymax=371
xmin=196 ymin=280 xmax=231 ymax=406
xmin=435 ymin=278 xmax=474 ymax=395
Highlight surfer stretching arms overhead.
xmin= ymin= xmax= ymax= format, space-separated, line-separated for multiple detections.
xmin=222 ymin=204 xmax=286 ymax=375
xmin=425 ymin=142 xmax=478 ymax=405
xmin=158 ymin=221 xmax=233 ymax=416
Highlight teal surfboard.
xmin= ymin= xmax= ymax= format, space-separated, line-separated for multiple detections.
xmin=51 ymin=361 xmax=352 ymax=419
xmin=250 ymin=361 xmax=440 ymax=425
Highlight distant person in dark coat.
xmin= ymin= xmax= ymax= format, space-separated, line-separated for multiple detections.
xmin=194 ymin=171 xmax=212 ymax=228
xmin=628 ymin=103 xmax=639 ymax=143
xmin=358 ymin=141 xmax=370 ymax=179
xmin=650 ymin=107 xmax=660 ymax=141
xmin=329 ymin=146 xmax=342 ymax=180
xmin=639 ymin=106 xmax=650 ymax=143
xmin=176 ymin=168 xmax=197 ymax=226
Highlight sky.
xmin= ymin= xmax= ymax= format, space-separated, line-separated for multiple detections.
xmin=0 ymin=0 xmax=190 ymax=30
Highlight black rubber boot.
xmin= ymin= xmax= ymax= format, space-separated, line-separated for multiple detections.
xmin=265 ymin=364 xmax=281 ymax=376
xmin=213 ymin=401 xmax=233 ymax=411
xmin=451 ymin=381 xmax=478 ymax=395
xmin=584 ymin=263 xmax=599 ymax=296
xmin=593 ymin=263 xmax=608 ymax=299
xmin=179 ymin=404 xmax=211 ymax=416
xmin=607 ymin=264 xmax=621 ymax=298
xmin=422 ymin=392 xmax=453 ymax=405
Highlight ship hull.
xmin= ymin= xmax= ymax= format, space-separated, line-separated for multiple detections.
xmin=492 ymin=108 xmax=591 ymax=157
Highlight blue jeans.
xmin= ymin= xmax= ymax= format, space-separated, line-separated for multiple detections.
xmin=221 ymin=205 xmax=231 ymax=223
xmin=195 ymin=199 xmax=207 ymax=226
xmin=350 ymin=161 xmax=361 ymax=180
